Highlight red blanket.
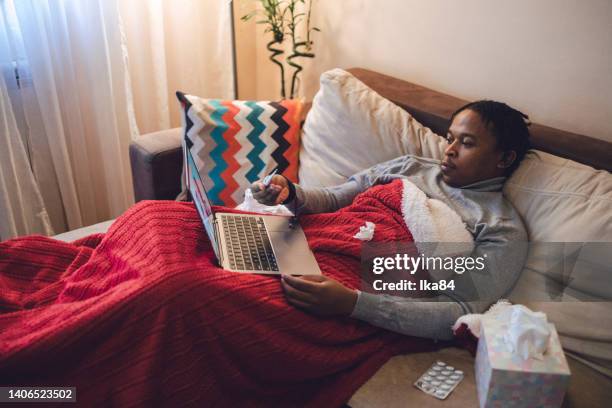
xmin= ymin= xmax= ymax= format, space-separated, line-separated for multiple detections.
xmin=0 ymin=179 xmax=440 ymax=407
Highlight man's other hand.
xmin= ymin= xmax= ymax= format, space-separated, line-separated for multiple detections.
xmin=281 ymin=274 xmax=358 ymax=316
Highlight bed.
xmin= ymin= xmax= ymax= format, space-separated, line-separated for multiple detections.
xmin=55 ymin=68 xmax=612 ymax=406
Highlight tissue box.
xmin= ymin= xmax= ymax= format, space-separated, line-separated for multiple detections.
xmin=475 ymin=318 xmax=570 ymax=407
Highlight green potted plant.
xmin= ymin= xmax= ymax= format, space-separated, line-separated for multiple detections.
xmin=241 ymin=0 xmax=319 ymax=99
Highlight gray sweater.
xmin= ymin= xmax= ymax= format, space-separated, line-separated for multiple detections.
xmin=293 ymin=155 xmax=528 ymax=340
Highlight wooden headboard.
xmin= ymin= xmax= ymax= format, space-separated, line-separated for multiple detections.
xmin=347 ymin=68 xmax=612 ymax=172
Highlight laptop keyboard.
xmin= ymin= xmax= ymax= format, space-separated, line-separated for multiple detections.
xmin=220 ymin=215 xmax=279 ymax=271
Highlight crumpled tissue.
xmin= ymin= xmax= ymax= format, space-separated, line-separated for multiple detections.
xmin=236 ymin=189 xmax=294 ymax=216
xmin=354 ymin=221 xmax=375 ymax=241
xmin=500 ymin=305 xmax=551 ymax=360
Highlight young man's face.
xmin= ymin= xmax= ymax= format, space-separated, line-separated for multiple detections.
xmin=441 ymin=109 xmax=509 ymax=187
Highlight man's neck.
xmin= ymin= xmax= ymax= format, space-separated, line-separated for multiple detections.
xmin=461 ymin=177 xmax=506 ymax=192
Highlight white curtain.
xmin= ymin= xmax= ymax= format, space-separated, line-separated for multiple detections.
xmin=0 ymin=24 xmax=53 ymax=239
xmin=119 ymin=0 xmax=235 ymax=134
xmin=0 ymin=0 xmax=234 ymax=239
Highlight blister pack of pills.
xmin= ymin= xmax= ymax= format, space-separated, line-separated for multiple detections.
xmin=414 ymin=361 xmax=464 ymax=400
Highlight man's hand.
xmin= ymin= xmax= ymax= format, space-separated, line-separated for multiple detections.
xmin=281 ymin=274 xmax=358 ymax=316
xmin=251 ymin=175 xmax=289 ymax=205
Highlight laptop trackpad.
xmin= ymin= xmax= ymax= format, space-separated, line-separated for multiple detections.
xmin=264 ymin=216 xmax=293 ymax=231
xmin=268 ymin=230 xmax=321 ymax=276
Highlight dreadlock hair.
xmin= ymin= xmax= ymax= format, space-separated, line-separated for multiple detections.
xmin=451 ymin=100 xmax=531 ymax=175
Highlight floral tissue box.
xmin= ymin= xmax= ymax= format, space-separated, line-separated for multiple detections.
xmin=475 ymin=317 xmax=571 ymax=408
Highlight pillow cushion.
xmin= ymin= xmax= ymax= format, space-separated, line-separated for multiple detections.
xmin=299 ymin=68 xmax=447 ymax=188
xmin=505 ymin=150 xmax=612 ymax=376
xmin=505 ymin=151 xmax=612 ymax=243
xmin=505 ymin=150 xmax=612 ymax=302
xmin=177 ymin=93 xmax=302 ymax=206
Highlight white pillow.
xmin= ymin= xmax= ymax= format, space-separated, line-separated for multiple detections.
xmin=298 ymin=69 xmax=446 ymax=187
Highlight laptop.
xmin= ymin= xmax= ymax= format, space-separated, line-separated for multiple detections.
xmin=185 ymin=146 xmax=321 ymax=276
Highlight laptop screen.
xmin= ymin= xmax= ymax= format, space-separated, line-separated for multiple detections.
xmin=185 ymin=145 xmax=220 ymax=260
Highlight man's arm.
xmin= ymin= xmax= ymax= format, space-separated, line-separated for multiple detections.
xmin=351 ymin=292 xmax=465 ymax=340
xmin=252 ymin=167 xmax=374 ymax=214
xmin=292 ymin=157 xmax=412 ymax=213
xmin=292 ymin=180 xmax=363 ymax=214
xmin=441 ymin=222 xmax=529 ymax=314
xmin=253 ymin=155 xmax=421 ymax=213
xmin=350 ymin=216 xmax=528 ymax=340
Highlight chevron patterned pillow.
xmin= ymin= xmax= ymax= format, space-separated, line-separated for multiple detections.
xmin=177 ymin=92 xmax=302 ymax=207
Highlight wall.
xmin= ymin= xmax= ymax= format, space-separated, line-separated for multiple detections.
xmin=236 ymin=0 xmax=612 ymax=141
xmin=233 ymin=0 xmax=258 ymax=100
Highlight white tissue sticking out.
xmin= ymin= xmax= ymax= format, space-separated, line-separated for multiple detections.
xmin=236 ymin=189 xmax=294 ymax=216
xmin=354 ymin=221 xmax=375 ymax=241
xmin=501 ymin=305 xmax=551 ymax=360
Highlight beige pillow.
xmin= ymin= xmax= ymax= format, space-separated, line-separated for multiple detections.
xmin=506 ymin=150 xmax=612 ymax=301
xmin=505 ymin=150 xmax=612 ymax=376
xmin=299 ymin=69 xmax=446 ymax=187
xmin=505 ymin=150 xmax=612 ymax=242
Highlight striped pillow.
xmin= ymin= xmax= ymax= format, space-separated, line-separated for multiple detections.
xmin=177 ymin=92 xmax=302 ymax=206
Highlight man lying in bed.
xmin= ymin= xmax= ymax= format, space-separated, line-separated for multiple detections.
xmin=252 ymin=100 xmax=530 ymax=340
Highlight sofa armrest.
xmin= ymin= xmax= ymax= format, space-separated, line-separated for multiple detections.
xmin=129 ymin=127 xmax=183 ymax=202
